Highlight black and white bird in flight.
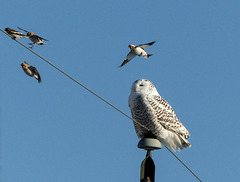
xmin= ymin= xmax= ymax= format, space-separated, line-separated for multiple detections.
xmin=120 ymin=41 xmax=156 ymax=67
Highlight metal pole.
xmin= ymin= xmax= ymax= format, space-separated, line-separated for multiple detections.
xmin=140 ymin=150 xmax=155 ymax=182
xmin=138 ymin=137 xmax=162 ymax=182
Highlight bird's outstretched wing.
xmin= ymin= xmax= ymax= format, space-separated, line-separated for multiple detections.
xmin=17 ymin=26 xmax=29 ymax=33
xmin=37 ymin=35 xmax=48 ymax=41
xmin=120 ymin=50 xmax=136 ymax=67
xmin=138 ymin=41 xmax=156 ymax=50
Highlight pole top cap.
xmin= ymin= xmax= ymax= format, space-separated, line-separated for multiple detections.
xmin=138 ymin=138 xmax=162 ymax=151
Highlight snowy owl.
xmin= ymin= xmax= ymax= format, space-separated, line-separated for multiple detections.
xmin=128 ymin=79 xmax=191 ymax=151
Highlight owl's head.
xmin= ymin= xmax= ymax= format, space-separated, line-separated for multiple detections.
xmin=131 ymin=79 xmax=159 ymax=96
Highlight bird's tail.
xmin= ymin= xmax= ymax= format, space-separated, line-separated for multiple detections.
xmin=39 ymin=42 xmax=47 ymax=46
xmin=144 ymin=54 xmax=152 ymax=59
xmin=37 ymin=77 xmax=42 ymax=83
xmin=34 ymin=75 xmax=41 ymax=83
xmin=158 ymin=131 xmax=191 ymax=152
xmin=179 ymin=135 xmax=191 ymax=148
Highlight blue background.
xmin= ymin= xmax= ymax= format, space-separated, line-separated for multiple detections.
xmin=1 ymin=1 xmax=240 ymax=181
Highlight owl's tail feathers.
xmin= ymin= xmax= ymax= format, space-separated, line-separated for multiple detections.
xmin=159 ymin=131 xmax=191 ymax=152
xmin=179 ymin=135 xmax=191 ymax=148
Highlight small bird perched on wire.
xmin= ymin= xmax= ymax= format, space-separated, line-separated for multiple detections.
xmin=21 ymin=62 xmax=41 ymax=83
xmin=17 ymin=27 xmax=48 ymax=49
xmin=5 ymin=27 xmax=27 ymax=40
xmin=120 ymin=41 xmax=156 ymax=67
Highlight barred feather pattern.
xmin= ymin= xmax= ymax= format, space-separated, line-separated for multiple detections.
xmin=129 ymin=79 xmax=191 ymax=151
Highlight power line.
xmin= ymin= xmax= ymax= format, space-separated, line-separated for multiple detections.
xmin=0 ymin=28 xmax=149 ymax=131
xmin=1 ymin=28 xmax=203 ymax=182
xmin=165 ymin=147 xmax=203 ymax=182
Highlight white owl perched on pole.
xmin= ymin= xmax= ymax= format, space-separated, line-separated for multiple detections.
xmin=128 ymin=79 xmax=191 ymax=151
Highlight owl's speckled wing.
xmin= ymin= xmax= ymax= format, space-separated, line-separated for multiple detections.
xmin=146 ymin=95 xmax=190 ymax=139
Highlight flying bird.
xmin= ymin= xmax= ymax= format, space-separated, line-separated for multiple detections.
xmin=120 ymin=41 xmax=156 ymax=67
xmin=128 ymin=79 xmax=191 ymax=151
xmin=17 ymin=27 xmax=48 ymax=48
xmin=5 ymin=27 xmax=27 ymax=39
xmin=21 ymin=62 xmax=41 ymax=83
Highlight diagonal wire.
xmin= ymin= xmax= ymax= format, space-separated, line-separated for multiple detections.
xmin=165 ymin=147 xmax=203 ymax=182
xmin=1 ymin=28 xmax=202 ymax=182
xmin=0 ymin=28 xmax=149 ymax=131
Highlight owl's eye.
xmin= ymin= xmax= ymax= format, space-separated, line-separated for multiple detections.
xmin=139 ymin=84 xmax=144 ymax=87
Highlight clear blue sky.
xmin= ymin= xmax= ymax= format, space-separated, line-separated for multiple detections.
xmin=1 ymin=1 xmax=240 ymax=181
